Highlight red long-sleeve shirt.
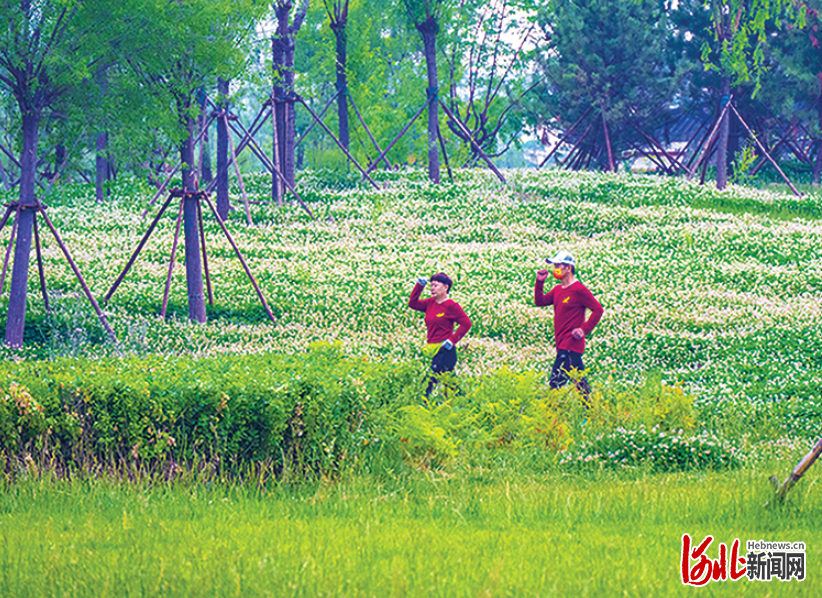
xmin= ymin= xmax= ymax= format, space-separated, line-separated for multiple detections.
xmin=535 ymin=278 xmax=603 ymax=353
xmin=408 ymin=283 xmax=472 ymax=345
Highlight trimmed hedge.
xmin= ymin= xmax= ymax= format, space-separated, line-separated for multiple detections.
xmin=1 ymin=344 xmax=748 ymax=477
xmin=0 ymin=343 xmax=418 ymax=476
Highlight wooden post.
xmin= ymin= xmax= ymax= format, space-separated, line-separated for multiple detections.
xmin=438 ymin=100 xmax=506 ymax=184
xmin=223 ymin=114 xmax=253 ymax=225
xmin=768 ymin=438 xmax=822 ymax=505
xmin=687 ymin=98 xmax=732 ymax=181
xmin=730 ymin=104 xmax=802 ymax=197
xmin=161 ymin=198 xmax=185 ymax=318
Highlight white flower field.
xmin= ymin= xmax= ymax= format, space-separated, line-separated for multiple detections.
xmin=8 ymin=168 xmax=820 ymax=415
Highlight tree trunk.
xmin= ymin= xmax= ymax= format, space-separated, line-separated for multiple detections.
xmin=331 ymin=22 xmax=349 ymax=152
xmin=283 ymin=31 xmax=296 ymax=189
xmin=180 ymin=108 xmax=207 ymax=324
xmin=417 ymin=17 xmax=440 ymax=184
xmin=814 ymin=90 xmax=822 ymax=187
xmin=197 ymin=88 xmax=212 ymax=184
xmin=95 ymin=131 xmax=109 ymax=202
xmin=5 ymin=109 xmax=39 ymax=348
xmin=54 ymin=144 xmax=66 ymax=185
xmin=716 ymin=77 xmax=730 ymax=190
xmin=216 ymin=77 xmax=230 ymax=220
xmin=272 ymin=7 xmax=290 ymax=202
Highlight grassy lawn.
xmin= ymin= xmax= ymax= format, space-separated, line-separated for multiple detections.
xmin=1 ymin=461 xmax=819 ymax=597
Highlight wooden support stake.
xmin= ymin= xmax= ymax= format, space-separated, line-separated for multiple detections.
xmin=160 ymin=198 xmax=185 ymax=318
xmin=561 ymin=123 xmax=593 ymax=168
xmin=0 ymin=204 xmax=21 ymax=294
xmin=0 ymin=205 xmax=14 ymax=236
xmin=537 ymin=108 xmax=592 ymax=169
xmin=437 ymin=121 xmax=453 ymax=183
xmin=33 ymin=216 xmax=50 ymax=314
xmin=106 ymin=191 xmax=178 ymax=302
xmin=602 ymin=110 xmax=615 ymax=172
xmin=197 ymin=199 xmax=213 ymax=305
xmin=199 ymin=191 xmax=275 ymax=322
xmin=349 ymin=92 xmax=393 ymax=170
xmin=295 ymin=95 xmax=381 ymax=190
xmin=294 ymin=88 xmax=342 ymax=148
xmin=730 ymin=104 xmax=802 ymax=197
xmin=363 ymin=96 xmax=433 ymax=179
xmin=34 ymin=200 xmax=117 ymax=343
xmin=271 ymin=96 xmax=283 ymax=206
xmin=633 ymin=125 xmax=688 ymax=173
xmin=768 ymin=438 xmax=822 ymax=506
xmin=223 ymin=114 xmax=253 ymax=225
xmin=438 ymin=100 xmax=506 ymax=184
xmin=225 ymin=118 xmax=315 ymax=220
xmin=688 ymin=98 xmax=732 ymax=181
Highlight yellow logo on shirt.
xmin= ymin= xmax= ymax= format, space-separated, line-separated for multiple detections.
xmin=436 ymin=312 xmax=445 ymax=317
xmin=562 ymin=297 xmax=570 ymax=304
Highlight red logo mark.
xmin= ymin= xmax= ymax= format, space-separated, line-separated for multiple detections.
xmin=680 ymin=534 xmax=746 ymax=586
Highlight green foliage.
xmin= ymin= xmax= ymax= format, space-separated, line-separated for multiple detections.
xmin=696 ymin=0 xmax=800 ymax=93
xmin=0 ymin=342 xmax=735 ymax=477
xmin=0 ymin=346 xmax=418 ymax=477
xmin=559 ymin=426 xmax=742 ymax=471
xmin=387 ymin=367 xmax=703 ymax=472
xmin=532 ymin=0 xmax=678 ymax=169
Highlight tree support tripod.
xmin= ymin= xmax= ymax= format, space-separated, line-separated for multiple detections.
xmin=0 ymin=199 xmax=116 ymax=347
xmin=105 ymin=188 xmax=275 ymax=323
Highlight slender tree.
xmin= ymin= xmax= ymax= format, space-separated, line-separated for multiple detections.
xmin=0 ymin=0 xmax=125 ymax=347
xmin=441 ymin=0 xmax=536 ymax=165
xmin=690 ymin=0 xmax=801 ymax=189
xmin=271 ymin=0 xmax=309 ymax=203
xmin=124 ymin=0 xmax=263 ymax=323
xmin=324 ymin=0 xmax=351 ymax=151
xmin=402 ymin=0 xmax=453 ymax=183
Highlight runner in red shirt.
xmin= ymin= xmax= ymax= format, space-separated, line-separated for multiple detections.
xmin=408 ymin=272 xmax=472 ymax=398
xmin=535 ymin=250 xmax=604 ymax=397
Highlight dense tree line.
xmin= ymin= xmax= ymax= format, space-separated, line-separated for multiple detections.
xmin=1 ymin=0 xmax=817 ymax=196
xmin=0 ymin=0 xmax=819 ymax=344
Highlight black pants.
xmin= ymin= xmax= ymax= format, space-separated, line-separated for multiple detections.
xmin=549 ymin=349 xmax=591 ymax=398
xmin=426 ymin=345 xmax=458 ymax=398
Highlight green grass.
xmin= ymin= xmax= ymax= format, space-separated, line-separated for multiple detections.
xmin=0 ymin=463 xmax=818 ymax=597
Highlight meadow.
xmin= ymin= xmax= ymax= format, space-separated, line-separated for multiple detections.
xmin=0 ymin=168 xmax=820 ymax=594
